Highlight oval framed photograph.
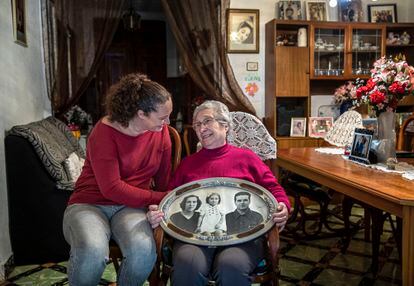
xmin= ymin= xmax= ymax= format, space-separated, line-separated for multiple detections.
xmin=159 ymin=177 xmax=278 ymax=246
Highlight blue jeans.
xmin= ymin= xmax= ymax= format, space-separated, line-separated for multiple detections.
xmin=63 ymin=204 xmax=156 ymax=286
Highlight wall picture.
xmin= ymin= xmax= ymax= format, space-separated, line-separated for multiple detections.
xmin=290 ymin=117 xmax=306 ymax=137
xmin=306 ymin=0 xmax=328 ymax=21
xmin=339 ymin=0 xmax=363 ymax=22
xmin=227 ymin=9 xmax=259 ymax=53
xmin=368 ymin=4 xmax=397 ymax=23
xmin=278 ymin=0 xmax=302 ymax=20
xmin=11 ymin=0 xmax=27 ymax=46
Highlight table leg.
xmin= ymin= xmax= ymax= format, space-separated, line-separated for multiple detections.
xmin=402 ymin=206 xmax=414 ymax=286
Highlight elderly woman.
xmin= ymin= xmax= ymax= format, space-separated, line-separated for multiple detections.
xmin=170 ymin=195 xmax=202 ymax=232
xmin=148 ymin=100 xmax=290 ymax=286
xmin=63 ymin=73 xmax=173 ymax=286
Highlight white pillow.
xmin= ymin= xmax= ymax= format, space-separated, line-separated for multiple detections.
xmin=63 ymin=152 xmax=85 ymax=183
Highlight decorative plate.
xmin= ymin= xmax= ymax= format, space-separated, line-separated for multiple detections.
xmin=159 ymin=177 xmax=278 ymax=246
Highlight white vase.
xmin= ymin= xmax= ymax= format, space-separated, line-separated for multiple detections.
xmin=374 ymin=111 xmax=396 ymax=163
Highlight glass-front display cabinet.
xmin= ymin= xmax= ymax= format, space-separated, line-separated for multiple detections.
xmin=310 ymin=23 xmax=386 ymax=79
xmin=311 ymin=26 xmax=346 ymax=79
xmin=351 ymin=28 xmax=384 ymax=77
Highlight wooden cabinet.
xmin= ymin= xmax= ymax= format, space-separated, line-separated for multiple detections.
xmin=265 ymin=19 xmax=414 ymax=149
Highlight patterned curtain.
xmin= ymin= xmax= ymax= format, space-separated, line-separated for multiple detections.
xmin=42 ymin=0 xmax=126 ymax=118
xmin=161 ymin=0 xmax=256 ymax=115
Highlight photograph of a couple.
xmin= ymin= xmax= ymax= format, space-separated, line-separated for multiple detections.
xmin=161 ymin=178 xmax=277 ymax=246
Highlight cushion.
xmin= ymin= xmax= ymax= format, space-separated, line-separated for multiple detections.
xmin=63 ymin=152 xmax=85 ymax=183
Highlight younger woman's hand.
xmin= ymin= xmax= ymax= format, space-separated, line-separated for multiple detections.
xmin=147 ymin=205 xmax=164 ymax=229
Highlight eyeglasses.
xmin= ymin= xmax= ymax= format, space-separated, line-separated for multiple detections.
xmin=193 ymin=117 xmax=217 ymax=130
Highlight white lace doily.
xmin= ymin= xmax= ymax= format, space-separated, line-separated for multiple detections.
xmin=315 ymin=147 xmax=345 ymax=155
xmin=227 ymin=112 xmax=276 ymax=161
xmin=324 ymin=111 xmax=363 ymax=147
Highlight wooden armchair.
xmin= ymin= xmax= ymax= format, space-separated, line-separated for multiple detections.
xmin=397 ymin=113 xmax=414 ymax=152
xmin=152 ymin=112 xmax=281 ymax=286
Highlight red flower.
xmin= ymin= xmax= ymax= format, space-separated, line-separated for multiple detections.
xmin=369 ymin=90 xmax=386 ymax=105
xmin=356 ymin=86 xmax=368 ymax=99
xmin=366 ymin=78 xmax=376 ymax=91
xmin=388 ymin=82 xmax=407 ymax=94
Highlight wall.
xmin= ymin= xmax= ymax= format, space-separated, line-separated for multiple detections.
xmin=0 ymin=0 xmax=49 ymax=279
xmin=229 ymin=0 xmax=414 ymax=118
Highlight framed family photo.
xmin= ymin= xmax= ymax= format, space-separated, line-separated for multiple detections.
xmin=227 ymin=9 xmax=259 ymax=53
xmin=11 ymin=0 xmax=27 ymax=46
xmin=159 ymin=177 xmax=278 ymax=247
xmin=349 ymin=128 xmax=374 ymax=164
xmin=338 ymin=0 xmax=363 ymax=22
xmin=306 ymin=0 xmax=328 ymax=21
xmin=290 ymin=117 xmax=306 ymax=137
xmin=368 ymin=4 xmax=397 ymax=23
xmin=308 ymin=116 xmax=333 ymax=138
xmin=278 ymin=0 xmax=302 ymax=20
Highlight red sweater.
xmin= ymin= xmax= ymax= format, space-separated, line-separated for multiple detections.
xmin=68 ymin=121 xmax=171 ymax=208
xmin=168 ymin=144 xmax=291 ymax=211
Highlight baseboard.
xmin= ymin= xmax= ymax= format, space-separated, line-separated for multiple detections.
xmin=0 ymin=255 xmax=14 ymax=281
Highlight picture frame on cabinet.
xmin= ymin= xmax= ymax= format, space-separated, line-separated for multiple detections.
xmin=278 ymin=0 xmax=302 ymax=20
xmin=308 ymin=116 xmax=333 ymax=138
xmin=338 ymin=0 xmax=363 ymax=22
xmin=349 ymin=128 xmax=374 ymax=164
xmin=11 ymin=0 xmax=27 ymax=46
xmin=290 ymin=117 xmax=307 ymax=137
xmin=305 ymin=0 xmax=328 ymax=21
xmin=226 ymin=9 xmax=259 ymax=53
xmin=368 ymin=4 xmax=397 ymax=23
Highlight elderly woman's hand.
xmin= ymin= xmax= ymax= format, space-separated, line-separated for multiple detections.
xmin=271 ymin=202 xmax=289 ymax=232
xmin=147 ymin=205 xmax=164 ymax=229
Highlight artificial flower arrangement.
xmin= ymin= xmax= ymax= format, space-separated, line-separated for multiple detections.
xmin=333 ymin=81 xmax=357 ymax=105
xmin=64 ymin=105 xmax=92 ymax=133
xmin=353 ymin=55 xmax=414 ymax=115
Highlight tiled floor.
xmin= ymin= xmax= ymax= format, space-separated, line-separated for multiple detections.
xmin=1 ymin=206 xmax=401 ymax=286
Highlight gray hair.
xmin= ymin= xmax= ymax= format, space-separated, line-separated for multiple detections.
xmin=193 ymin=100 xmax=232 ymax=129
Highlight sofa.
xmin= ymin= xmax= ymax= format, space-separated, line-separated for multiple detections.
xmin=5 ymin=117 xmax=84 ymax=265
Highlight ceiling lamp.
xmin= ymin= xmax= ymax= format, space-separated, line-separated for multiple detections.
xmin=122 ymin=5 xmax=141 ymax=31
xmin=329 ymin=0 xmax=338 ymax=7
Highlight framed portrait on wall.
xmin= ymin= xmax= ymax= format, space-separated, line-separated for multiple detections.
xmin=305 ymin=0 xmax=328 ymax=21
xmin=368 ymin=4 xmax=397 ymax=23
xmin=339 ymin=0 xmax=363 ymax=22
xmin=226 ymin=9 xmax=259 ymax=53
xmin=278 ymin=0 xmax=302 ymax=20
xmin=159 ymin=177 xmax=278 ymax=246
xmin=11 ymin=0 xmax=27 ymax=46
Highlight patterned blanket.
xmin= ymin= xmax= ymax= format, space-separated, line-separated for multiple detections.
xmin=8 ymin=116 xmax=85 ymax=190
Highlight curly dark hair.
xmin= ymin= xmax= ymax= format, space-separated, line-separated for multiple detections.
xmin=180 ymin=195 xmax=202 ymax=211
xmin=105 ymin=73 xmax=171 ymax=127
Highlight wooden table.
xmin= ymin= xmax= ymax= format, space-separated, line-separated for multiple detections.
xmin=275 ymin=148 xmax=414 ymax=286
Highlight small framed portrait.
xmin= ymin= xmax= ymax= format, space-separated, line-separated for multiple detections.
xmin=278 ymin=0 xmax=302 ymax=20
xmin=11 ymin=0 xmax=27 ymax=46
xmin=349 ymin=128 xmax=374 ymax=164
xmin=368 ymin=4 xmax=397 ymax=23
xmin=308 ymin=116 xmax=333 ymax=138
xmin=226 ymin=9 xmax=259 ymax=53
xmin=339 ymin=0 xmax=363 ymax=22
xmin=159 ymin=177 xmax=278 ymax=247
xmin=290 ymin=117 xmax=306 ymax=137
xmin=246 ymin=62 xmax=258 ymax=71
xmin=305 ymin=0 xmax=329 ymax=21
